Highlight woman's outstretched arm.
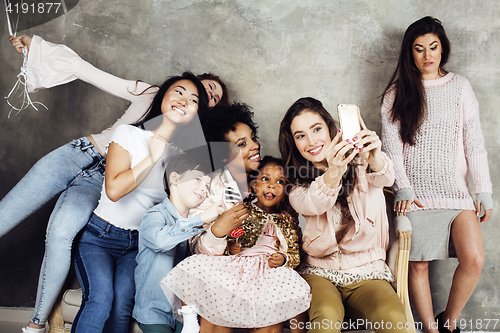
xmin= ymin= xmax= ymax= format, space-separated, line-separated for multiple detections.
xmin=105 ymin=132 xmax=167 ymax=202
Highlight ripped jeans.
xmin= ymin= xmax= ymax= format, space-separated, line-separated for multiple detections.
xmin=0 ymin=136 xmax=105 ymax=325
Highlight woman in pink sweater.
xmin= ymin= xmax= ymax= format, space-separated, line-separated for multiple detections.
xmin=279 ymin=97 xmax=406 ymax=333
xmin=381 ymin=17 xmax=493 ymax=333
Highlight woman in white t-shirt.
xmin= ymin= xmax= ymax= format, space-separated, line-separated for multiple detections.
xmin=70 ymin=72 xmax=209 ymax=333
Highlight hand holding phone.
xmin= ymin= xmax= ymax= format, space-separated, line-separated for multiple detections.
xmin=337 ymin=105 xmax=385 ymax=171
xmin=337 ymin=104 xmax=361 ymax=141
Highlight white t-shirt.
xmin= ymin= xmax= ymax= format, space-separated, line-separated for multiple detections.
xmin=93 ymin=124 xmax=182 ymax=230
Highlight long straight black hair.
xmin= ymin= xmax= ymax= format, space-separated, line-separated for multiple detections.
xmin=133 ymin=71 xmax=209 ymax=128
xmin=132 ymin=72 xmax=210 ymax=150
xmin=382 ymin=16 xmax=450 ymax=145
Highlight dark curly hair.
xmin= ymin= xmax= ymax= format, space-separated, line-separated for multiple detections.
xmin=248 ymin=156 xmax=297 ymax=217
xmin=204 ymin=103 xmax=258 ymax=142
xmin=202 ymin=103 xmax=259 ymax=170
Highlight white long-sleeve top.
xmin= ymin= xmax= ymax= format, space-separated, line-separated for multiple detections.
xmin=381 ymin=72 xmax=492 ymax=212
xmin=26 ymin=35 xmax=157 ymax=154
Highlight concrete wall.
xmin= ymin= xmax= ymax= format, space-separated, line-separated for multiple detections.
xmin=0 ymin=0 xmax=498 ymax=328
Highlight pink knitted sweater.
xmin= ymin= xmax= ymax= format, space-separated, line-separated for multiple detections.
xmin=381 ymin=72 xmax=492 ymax=212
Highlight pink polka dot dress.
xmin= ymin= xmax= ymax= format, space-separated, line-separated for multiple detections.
xmin=161 ymin=205 xmax=311 ymax=328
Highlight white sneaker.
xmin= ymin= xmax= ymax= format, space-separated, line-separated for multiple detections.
xmin=178 ymin=305 xmax=200 ymax=333
xmin=21 ymin=326 xmax=45 ymax=333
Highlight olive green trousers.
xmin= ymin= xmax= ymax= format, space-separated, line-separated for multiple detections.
xmin=300 ymin=274 xmax=408 ymax=333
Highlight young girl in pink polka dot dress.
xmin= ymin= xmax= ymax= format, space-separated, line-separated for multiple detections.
xmin=161 ymin=156 xmax=311 ymax=331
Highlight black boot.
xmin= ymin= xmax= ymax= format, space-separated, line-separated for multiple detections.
xmin=435 ymin=312 xmax=461 ymax=333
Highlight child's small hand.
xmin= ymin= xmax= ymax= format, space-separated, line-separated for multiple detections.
xmin=200 ymin=201 xmax=225 ymax=223
xmin=268 ymin=252 xmax=285 ymax=268
xmin=227 ymin=240 xmax=241 ymax=255
xmin=211 ymin=203 xmax=248 ymax=238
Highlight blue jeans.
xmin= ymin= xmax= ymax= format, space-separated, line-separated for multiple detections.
xmin=138 ymin=321 xmax=183 ymax=333
xmin=72 ymin=214 xmax=138 ymax=333
xmin=0 ymin=137 xmax=105 ymax=325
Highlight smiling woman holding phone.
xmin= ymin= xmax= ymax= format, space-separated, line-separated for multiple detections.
xmin=278 ymin=97 xmax=406 ymax=333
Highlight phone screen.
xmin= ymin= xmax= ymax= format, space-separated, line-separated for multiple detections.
xmin=337 ymin=104 xmax=361 ymax=141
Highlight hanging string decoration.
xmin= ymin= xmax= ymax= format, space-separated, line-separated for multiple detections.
xmin=3 ymin=0 xmax=48 ymax=117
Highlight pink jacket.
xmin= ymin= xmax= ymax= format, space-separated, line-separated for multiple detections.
xmin=289 ymin=153 xmax=394 ymax=270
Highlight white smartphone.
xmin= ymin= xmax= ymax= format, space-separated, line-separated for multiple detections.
xmin=337 ymin=104 xmax=361 ymax=141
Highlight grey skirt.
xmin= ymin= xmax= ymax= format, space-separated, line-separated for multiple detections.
xmin=407 ymin=209 xmax=462 ymax=261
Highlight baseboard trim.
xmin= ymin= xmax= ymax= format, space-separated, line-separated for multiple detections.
xmin=0 ymin=307 xmax=33 ymax=323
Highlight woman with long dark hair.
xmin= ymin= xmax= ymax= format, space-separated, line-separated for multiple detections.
xmin=381 ymin=17 xmax=493 ymax=333
xmin=71 ymin=72 xmax=209 ymax=333
xmin=279 ymin=97 xmax=406 ymax=333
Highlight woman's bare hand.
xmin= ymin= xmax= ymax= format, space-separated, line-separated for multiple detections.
xmin=352 ymin=116 xmax=384 ymax=171
xmin=9 ymin=35 xmax=32 ymax=54
xmin=394 ymin=198 xmax=424 ymax=214
xmin=148 ymin=134 xmax=168 ymax=164
xmin=323 ymin=129 xmax=357 ymax=188
xmin=475 ymin=200 xmax=493 ymax=223
xmin=210 ymin=204 xmax=249 ymax=238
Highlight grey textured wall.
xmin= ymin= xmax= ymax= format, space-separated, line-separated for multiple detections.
xmin=0 ymin=0 xmax=498 ymax=328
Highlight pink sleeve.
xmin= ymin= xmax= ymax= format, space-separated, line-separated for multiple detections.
xmin=27 ymin=35 xmax=153 ymax=100
xmin=380 ymin=89 xmax=413 ymax=193
xmin=461 ymin=79 xmax=492 ymax=194
xmin=364 ymin=152 xmax=395 ymax=188
xmin=26 ymin=35 xmax=156 ymax=152
xmin=189 ymin=225 xmax=227 ymax=256
xmin=289 ymin=175 xmax=341 ymax=216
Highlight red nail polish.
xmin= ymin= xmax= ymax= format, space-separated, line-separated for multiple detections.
xmin=338 ymin=129 xmax=341 ymax=133
xmin=359 ymin=148 xmax=364 ymax=152
xmin=353 ymin=136 xmax=358 ymax=140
